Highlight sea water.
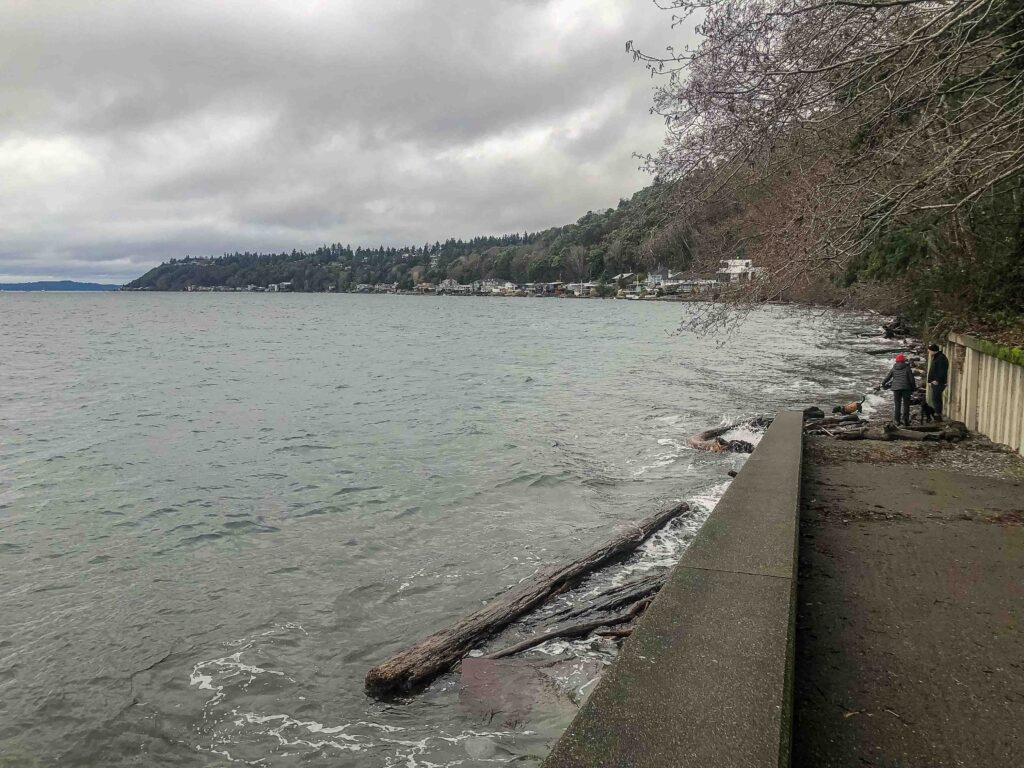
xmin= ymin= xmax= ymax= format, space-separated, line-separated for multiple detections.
xmin=0 ymin=293 xmax=887 ymax=766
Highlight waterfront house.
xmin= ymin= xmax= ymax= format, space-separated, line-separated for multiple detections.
xmin=717 ymin=259 xmax=764 ymax=283
xmin=541 ymin=281 xmax=565 ymax=295
xmin=566 ymin=282 xmax=588 ymax=297
xmin=437 ymin=278 xmax=473 ymax=295
xmin=646 ymin=270 xmax=672 ymax=290
xmin=565 ymin=281 xmax=602 ymax=297
xmin=473 ymin=278 xmax=503 ymax=295
xmin=611 ymin=273 xmax=636 ymax=287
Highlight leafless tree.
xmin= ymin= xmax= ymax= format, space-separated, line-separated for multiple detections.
xmin=564 ymin=245 xmax=591 ymax=284
xmin=630 ymin=1 xmax=1024 ymax=323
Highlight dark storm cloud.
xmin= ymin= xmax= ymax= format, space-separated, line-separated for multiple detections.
xmin=0 ymin=1 xmax=688 ymax=283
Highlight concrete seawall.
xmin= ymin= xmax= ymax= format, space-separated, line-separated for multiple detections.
xmin=544 ymin=411 xmax=803 ymax=768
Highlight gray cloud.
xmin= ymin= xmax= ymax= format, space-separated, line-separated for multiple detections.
xmin=0 ymin=0 xmax=688 ymax=283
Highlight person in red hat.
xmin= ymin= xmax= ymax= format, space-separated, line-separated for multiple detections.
xmin=882 ymin=353 xmax=917 ymax=426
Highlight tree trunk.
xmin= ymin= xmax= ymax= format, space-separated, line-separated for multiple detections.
xmin=364 ymin=502 xmax=690 ymax=698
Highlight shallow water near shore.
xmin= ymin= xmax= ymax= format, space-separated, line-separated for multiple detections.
xmin=0 ymin=294 xmax=886 ymax=766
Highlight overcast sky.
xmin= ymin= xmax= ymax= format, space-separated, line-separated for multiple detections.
xmin=0 ymin=1 xmax=688 ymax=283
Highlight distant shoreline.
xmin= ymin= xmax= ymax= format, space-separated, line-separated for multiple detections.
xmin=0 ymin=280 xmax=119 ymax=292
xmin=115 ymin=288 xmax=709 ymax=302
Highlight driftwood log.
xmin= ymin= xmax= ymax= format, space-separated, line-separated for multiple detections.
xmin=542 ymin=571 xmax=665 ymax=622
xmin=364 ymin=502 xmax=690 ymax=698
xmin=486 ymin=600 xmax=650 ymax=659
xmin=687 ymin=416 xmax=771 ymax=453
xmin=596 ymin=627 xmax=634 ymax=639
xmin=808 ymin=414 xmax=865 ymax=428
xmin=864 ymin=346 xmax=915 ymax=355
xmin=832 ymin=425 xmax=942 ymax=442
xmin=888 ymin=426 xmax=933 ymax=441
xmin=555 ymin=572 xmax=667 ymax=623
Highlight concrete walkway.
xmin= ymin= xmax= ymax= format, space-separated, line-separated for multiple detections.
xmin=795 ymin=436 xmax=1024 ymax=767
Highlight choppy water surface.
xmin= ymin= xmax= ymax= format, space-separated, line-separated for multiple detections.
xmin=1 ymin=294 xmax=886 ymax=766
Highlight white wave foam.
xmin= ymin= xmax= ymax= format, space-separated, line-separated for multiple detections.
xmin=228 ymin=711 xmax=527 ymax=766
xmin=528 ymin=478 xmax=733 ymax=667
xmin=189 ymin=624 xmax=302 ymax=710
xmin=860 ymin=391 xmax=887 ymax=417
xmin=760 ymin=378 xmax=824 ymax=394
xmin=619 ymin=480 xmax=730 ymax=578
xmin=653 ymin=414 xmax=683 ymax=426
xmin=630 ymin=437 xmax=690 ymax=477
xmin=720 ymin=425 xmax=764 ymax=447
xmin=187 ymin=623 xmax=528 ymax=766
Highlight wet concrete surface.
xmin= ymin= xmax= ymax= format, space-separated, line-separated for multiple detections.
xmin=544 ymin=412 xmax=804 ymax=768
xmin=795 ymin=436 xmax=1024 ymax=767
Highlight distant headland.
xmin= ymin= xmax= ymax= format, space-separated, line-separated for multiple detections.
xmin=0 ymin=281 xmax=120 ymax=292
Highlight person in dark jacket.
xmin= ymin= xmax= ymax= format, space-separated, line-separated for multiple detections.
xmin=927 ymin=343 xmax=949 ymax=421
xmin=882 ymin=354 xmax=917 ymax=426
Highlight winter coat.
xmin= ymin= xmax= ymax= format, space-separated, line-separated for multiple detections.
xmin=883 ymin=361 xmax=916 ymax=391
xmin=928 ymin=351 xmax=949 ymax=385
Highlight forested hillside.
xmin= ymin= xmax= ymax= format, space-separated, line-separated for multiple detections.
xmin=126 ymin=183 xmax=690 ymax=292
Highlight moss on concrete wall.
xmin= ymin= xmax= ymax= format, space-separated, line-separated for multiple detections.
xmin=973 ymin=339 xmax=1024 ymax=369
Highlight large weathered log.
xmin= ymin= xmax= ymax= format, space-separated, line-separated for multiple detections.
xmin=885 ymin=426 xmax=938 ymax=442
xmin=486 ymin=600 xmax=650 ymax=660
xmin=687 ymin=415 xmax=771 ymax=453
xmin=364 ymin=502 xmax=690 ymax=698
xmin=834 ymin=428 xmax=870 ymax=440
xmin=806 ymin=417 xmax=865 ymax=430
xmin=831 ymin=424 xmax=941 ymax=442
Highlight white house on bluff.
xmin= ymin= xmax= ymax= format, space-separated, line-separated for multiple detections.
xmin=717 ymin=259 xmax=764 ymax=283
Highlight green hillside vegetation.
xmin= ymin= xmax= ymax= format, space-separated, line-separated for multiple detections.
xmin=126 ymin=184 xmax=691 ymax=293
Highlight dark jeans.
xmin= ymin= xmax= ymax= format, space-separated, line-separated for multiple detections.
xmin=893 ymin=390 xmax=911 ymax=424
xmin=931 ymin=384 xmax=946 ymax=415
